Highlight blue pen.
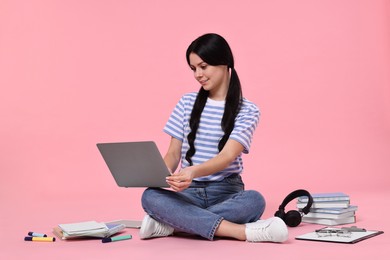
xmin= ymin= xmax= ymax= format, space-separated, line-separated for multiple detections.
xmin=102 ymin=234 xmax=132 ymax=243
xmin=28 ymin=232 xmax=47 ymax=237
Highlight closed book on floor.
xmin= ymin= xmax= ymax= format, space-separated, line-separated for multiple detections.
xmin=59 ymin=221 xmax=107 ymax=235
xmin=304 ymin=211 xmax=355 ymax=220
xmin=309 ymin=205 xmax=357 ymax=214
xmin=297 ymin=200 xmax=350 ymax=209
xmin=298 ymin=192 xmax=350 ymax=203
xmin=302 ymin=216 xmax=356 ymax=226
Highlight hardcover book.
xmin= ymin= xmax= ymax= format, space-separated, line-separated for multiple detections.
xmin=308 ymin=205 xmax=357 ymax=214
xmin=304 ymin=211 xmax=355 ymax=220
xmin=297 ymin=200 xmax=350 ymax=209
xmin=302 ymin=216 xmax=356 ymax=226
xmin=299 ymin=192 xmax=350 ymax=203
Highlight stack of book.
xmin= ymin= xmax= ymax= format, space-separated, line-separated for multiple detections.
xmin=297 ymin=192 xmax=357 ymax=226
xmin=53 ymin=220 xmax=126 ymax=240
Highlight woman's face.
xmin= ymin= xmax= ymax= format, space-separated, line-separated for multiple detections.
xmin=189 ymin=53 xmax=229 ymax=100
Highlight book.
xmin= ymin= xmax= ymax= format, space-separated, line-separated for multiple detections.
xmin=296 ymin=227 xmax=384 ymax=244
xmin=299 ymin=192 xmax=350 ymax=203
xmin=302 ymin=216 xmax=356 ymax=226
xmin=105 ymin=219 xmax=142 ymax=228
xmin=308 ymin=205 xmax=357 ymax=214
xmin=54 ymin=221 xmax=126 ymax=240
xmin=304 ymin=211 xmax=355 ymax=220
xmin=53 ymin=226 xmax=76 ymax=240
xmin=297 ymin=200 xmax=350 ymax=209
xmin=58 ymin=221 xmax=107 ymax=236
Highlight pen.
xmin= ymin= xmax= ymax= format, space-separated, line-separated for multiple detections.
xmin=102 ymin=234 xmax=132 ymax=243
xmin=28 ymin=232 xmax=47 ymax=237
xmin=24 ymin=236 xmax=56 ymax=242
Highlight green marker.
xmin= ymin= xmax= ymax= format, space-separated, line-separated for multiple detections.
xmin=102 ymin=234 xmax=132 ymax=243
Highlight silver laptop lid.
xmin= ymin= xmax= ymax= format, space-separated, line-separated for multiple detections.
xmin=97 ymin=141 xmax=170 ymax=188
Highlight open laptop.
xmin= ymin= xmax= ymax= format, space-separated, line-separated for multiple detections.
xmin=97 ymin=141 xmax=170 ymax=188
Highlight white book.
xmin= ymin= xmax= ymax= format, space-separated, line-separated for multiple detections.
xmin=305 ymin=211 xmax=355 ymax=220
xmin=297 ymin=200 xmax=350 ymax=209
xmin=59 ymin=221 xmax=108 ymax=235
xmin=309 ymin=205 xmax=358 ymax=214
xmin=302 ymin=216 xmax=356 ymax=226
xmin=299 ymin=192 xmax=350 ymax=202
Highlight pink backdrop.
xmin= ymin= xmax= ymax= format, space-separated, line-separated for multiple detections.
xmin=0 ymin=1 xmax=389 ymax=258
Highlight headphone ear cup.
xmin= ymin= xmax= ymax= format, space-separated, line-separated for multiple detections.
xmin=284 ymin=210 xmax=302 ymax=227
xmin=274 ymin=209 xmax=285 ymax=220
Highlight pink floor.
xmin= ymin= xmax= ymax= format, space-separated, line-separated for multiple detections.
xmin=1 ymin=189 xmax=387 ymax=260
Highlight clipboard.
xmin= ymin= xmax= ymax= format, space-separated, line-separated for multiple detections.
xmin=296 ymin=227 xmax=384 ymax=244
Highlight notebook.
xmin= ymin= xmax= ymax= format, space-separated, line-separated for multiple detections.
xmin=56 ymin=221 xmax=126 ymax=238
xmin=97 ymin=141 xmax=170 ymax=188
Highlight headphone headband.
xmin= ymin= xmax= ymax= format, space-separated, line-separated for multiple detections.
xmin=280 ymin=189 xmax=313 ymax=214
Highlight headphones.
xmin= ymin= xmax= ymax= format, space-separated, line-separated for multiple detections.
xmin=274 ymin=189 xmax=313 ymax=227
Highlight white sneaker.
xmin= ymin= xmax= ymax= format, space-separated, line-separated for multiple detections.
xmin=139 ymin=215 xmax=174 ymax=239
xmin=245 ymin=217 xmax=288 ymax=243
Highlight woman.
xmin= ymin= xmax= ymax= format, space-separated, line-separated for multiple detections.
xmin=140 ymin=33 xmax=288 ymax=242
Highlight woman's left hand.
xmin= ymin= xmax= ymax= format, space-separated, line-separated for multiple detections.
xmin=166 ymin=167 xmax=194 ymax=192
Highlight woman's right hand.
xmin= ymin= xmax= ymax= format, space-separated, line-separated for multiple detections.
xmin=166 ymin=168 xmax=194 ymax=192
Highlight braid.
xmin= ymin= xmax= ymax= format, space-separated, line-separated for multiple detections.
xmin=185 ymin=88 xmax=209 ymax=165
xmin=218 ymin=68 xmax=242 ymax=151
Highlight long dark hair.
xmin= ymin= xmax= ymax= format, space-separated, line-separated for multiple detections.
xmin=185 ymin=33 xmax=243 ymax=166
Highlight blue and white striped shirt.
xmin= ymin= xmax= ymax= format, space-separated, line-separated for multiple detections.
xmin=163 ymin=92 xmax=260 ymax=181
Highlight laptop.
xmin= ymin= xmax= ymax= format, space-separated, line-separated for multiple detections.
xmin=97 ymin=141 xmax=170 ymax=188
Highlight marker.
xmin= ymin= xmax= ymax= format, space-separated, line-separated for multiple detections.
xmin=24 ymin=236 xmax=56 ymax=242
xmin=28 ymin=232 xmax=47 ymax=237
xmin=102 ymin=234 xmax=132 ymax=243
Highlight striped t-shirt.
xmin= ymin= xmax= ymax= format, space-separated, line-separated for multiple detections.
xmin=163 ymin=92 xmax=260 ymax=181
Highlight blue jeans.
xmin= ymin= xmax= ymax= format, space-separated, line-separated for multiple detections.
xmin=141 ymin=175 xmax=265 ymax=240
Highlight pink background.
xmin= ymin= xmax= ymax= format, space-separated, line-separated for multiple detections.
xmin=1 ymin=0 xmax=389 ymax=259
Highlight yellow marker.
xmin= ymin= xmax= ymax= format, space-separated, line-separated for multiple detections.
xmin=24 ymin=236 xmax=56 ymax=242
